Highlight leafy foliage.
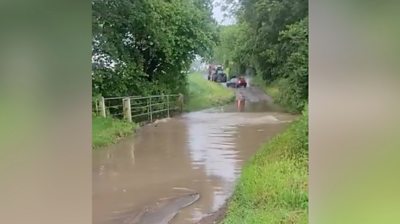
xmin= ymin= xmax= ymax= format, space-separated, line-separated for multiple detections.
xmin=212 ymin=24 xmax=249 ymax=77
xmin=214 ymin=0 xmax=308 ymax=112
xmin=274 ymin=17 xmax=308 ymax=111
xmin=92 ymin=0 xmax=218 ymax=97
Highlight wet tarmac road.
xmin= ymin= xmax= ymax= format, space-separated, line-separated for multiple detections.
xmin=93 ymin=87 xmax=296 ymax=224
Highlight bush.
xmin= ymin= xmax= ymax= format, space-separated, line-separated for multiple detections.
xmin=274 ymin=18 xmax=308 ymax=112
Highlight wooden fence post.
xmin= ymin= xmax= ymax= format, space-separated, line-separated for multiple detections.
xmin=149 ymin=97 xmax=153 ymax=122
xmin=123 ymin=97 xmax=132 ymax=122
xmin=94 ymin=100 xmax=99 ymax=115
xmin=178 ymin=93 xmax=184 ymax=112
xmin=147 ymin=98 xmax=150 ymax=121
xmin=167 ymin=95 xmax=170 ymax=118
xmin=99 ymin=97 xmax=106 ymax=117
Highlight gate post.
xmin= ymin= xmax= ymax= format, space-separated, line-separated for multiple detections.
xmin=178 ymin=93 xmax=184 ymax=113
xmin=99 ymin=96 xmax=106 ymax=117
xmin=149 ymin=97 xmax=153 ymax=122
xmin=123 ymin=97 xmax=132 ymax=122
xmin=167 ymin=95 xmax=170 ymax=118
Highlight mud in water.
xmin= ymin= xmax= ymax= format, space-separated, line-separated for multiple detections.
xmin=93 ymin=90 xmax=296 ymax=224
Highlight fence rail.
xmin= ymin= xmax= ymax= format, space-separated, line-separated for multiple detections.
xmin=93 ymin=94 xmax=184 ymax=123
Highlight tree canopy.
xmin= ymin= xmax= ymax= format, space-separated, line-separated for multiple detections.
xmin=92 ymin=0 xmax=308 ymax=112
xmin=214 ymin=0 xmax=308 ymax=111
xmin=92 ymin=0 xmax=218 ymax=97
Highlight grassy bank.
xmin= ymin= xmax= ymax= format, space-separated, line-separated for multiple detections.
xmin=252 ymin=75 xmax=280 ymax=100
xmin=251 ymin=75 xmax=307 ymax=113
xmin=92 ymin=116 xmax=136 ymax=149
xmin=186 ymin=73 xmax=235 ymax=111
xmin=222 ymin=110 xmax=308 ymax=224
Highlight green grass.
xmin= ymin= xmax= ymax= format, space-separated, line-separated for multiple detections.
xmin=264 ymin=85 xmax=279 ymax=100
xmin=92 ymin=116 xmax=136 ymax=149
xmin=185 ymin=72 xmax=235 ymax=111
xmin=252 ymin=75 xmax=280 ymax=100
xmin=222 ymin=110 xmax=308 ymax=224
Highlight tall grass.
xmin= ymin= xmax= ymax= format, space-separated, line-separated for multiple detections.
xmin=222 ymin=108 xmax=308 ymax=223
xmin=251 ymin=75 xmax=280 ymax=100
xmin=92 ymin=116 xmax=136 ymax=149
xmin=185 ymin=73 xmax=235 ymax=111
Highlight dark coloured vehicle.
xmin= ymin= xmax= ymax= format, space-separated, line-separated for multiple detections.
xmin=212 ymin=65 xmax=227 ymax=82
xmin=214 ymin=70 xmax=227 ymax=82
xmin=210 ymin=65 xmax=227 ymax=82
xmin=226 ymin=77 xmax=247 ymax=88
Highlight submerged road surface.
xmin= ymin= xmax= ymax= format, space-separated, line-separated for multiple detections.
xmin=93 ymin=87 xmax=296 ymax=224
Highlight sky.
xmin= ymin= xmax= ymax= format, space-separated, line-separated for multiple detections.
xmin=212 ymin=0 xmax=236 ymax=25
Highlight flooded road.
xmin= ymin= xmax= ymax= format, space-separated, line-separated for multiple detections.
xmin=93 ymin=92 xmax=296 ymax=224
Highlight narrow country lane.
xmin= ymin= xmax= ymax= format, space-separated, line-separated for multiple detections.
xmin=93 ymin=85 xmax=296 ymax=224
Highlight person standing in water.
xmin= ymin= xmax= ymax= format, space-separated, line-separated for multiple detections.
xmin=237 ymin=92 xmax=245 ymax=112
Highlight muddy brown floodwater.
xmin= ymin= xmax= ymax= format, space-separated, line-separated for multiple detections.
xmin=93 ymin=94 xmax=297 ymax=224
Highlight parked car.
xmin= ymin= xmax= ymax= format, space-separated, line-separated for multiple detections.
xmin=226 ymin=77 xmax=247 ymax=88
xmin=226 ymin=78 xmax=238 ymax=88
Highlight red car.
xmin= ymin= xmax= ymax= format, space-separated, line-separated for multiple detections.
xmin=227 ymin=76 xmax=247 ymax=88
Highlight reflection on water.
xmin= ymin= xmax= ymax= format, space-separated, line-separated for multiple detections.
xmin=93 ymin=106 xmax=296 ymax=224
xmin=187 ymin=120 xmax=238 ymax=181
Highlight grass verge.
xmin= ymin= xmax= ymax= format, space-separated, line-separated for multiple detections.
xmin=251 ymin=75 xmax=306 ymax=113
xmin=92 ymin=116 xmax=136 ymax=149
xmin=252 ymin=75 xmax=280 ymax=100
xmin=222 ymin=109 xmax=308 ymax=224
xmin=186 ymin=72 xmax=235 ymax=111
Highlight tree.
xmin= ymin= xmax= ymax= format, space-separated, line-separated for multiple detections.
xmin=92 ymin=0 xmax=218 ymax=97
xmin=214 ymin=0 xmax=308 ymax=111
